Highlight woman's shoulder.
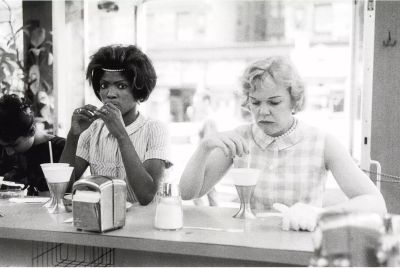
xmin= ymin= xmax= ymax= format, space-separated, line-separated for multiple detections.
xmin=297 ymin=120 xmax=327 ymax=139
xmin=144 ymin=117 xmax=167 ymax=129
xmin=142 ymin=117 xmax=169 ymax=137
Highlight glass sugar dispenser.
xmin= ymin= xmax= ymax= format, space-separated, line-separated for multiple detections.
xmin=154 ymin=182 xmax=183 ymax=231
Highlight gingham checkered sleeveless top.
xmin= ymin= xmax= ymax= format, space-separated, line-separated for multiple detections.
xmin=233 ymin=120 xmax=327 ymax=210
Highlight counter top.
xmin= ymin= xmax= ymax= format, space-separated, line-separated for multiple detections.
xmin=0 ymin=200 xmax=314 ymax=266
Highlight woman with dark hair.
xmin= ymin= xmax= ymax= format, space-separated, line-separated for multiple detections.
xmin=0 ymin=94 xmax=65 ymax=195
xmin=60 ymin=45 xmax=171 ymax=205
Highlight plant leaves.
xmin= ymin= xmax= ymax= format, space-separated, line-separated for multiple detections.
xmin=5 ymin=52 xmax=17 ymax=61
xmin=1 ymin=80 xmax=11 ymax=90
xmin=4 ymin=61 xmax=15 ymax=74
xmin=0 ymin=68 xmax=6 ymax=81
xmin=14 ymin=25 xmax=26 ymax=35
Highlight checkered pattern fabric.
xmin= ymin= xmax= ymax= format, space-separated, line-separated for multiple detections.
xmin=233 ymin=120 xmax=327 ymax=210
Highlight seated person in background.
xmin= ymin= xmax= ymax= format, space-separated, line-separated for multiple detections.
xmin=179 ymin=56 xmax=386 ymax=231
xmin=0 ymin=94 xmax=65 ymax=195
xmin=60 ymin=45 xmax=171 ymax=205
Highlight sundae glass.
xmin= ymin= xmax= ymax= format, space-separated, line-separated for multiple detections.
xmin=40 ymin=164 xmax=74 ymax=214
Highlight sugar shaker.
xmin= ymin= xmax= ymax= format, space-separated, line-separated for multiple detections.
xmin=154 ymin=183 xmax=183 ymax=230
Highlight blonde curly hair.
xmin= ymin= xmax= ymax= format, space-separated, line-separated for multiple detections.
xmin=240 ymin=56 xmax=305 ymax=113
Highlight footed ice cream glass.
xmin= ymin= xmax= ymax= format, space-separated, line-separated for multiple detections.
xmin=40 ymin=164 xmax=74 ymax=214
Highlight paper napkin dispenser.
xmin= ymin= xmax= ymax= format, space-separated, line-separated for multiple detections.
xmin=72 ymin=175 xmax=127 ymax=232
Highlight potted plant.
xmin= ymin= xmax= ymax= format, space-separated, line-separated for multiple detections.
xmin=0 ymin=0 xmax=54 ymax=132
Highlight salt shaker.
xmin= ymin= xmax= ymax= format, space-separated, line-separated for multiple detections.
xmin=154 ymin=183 xmax=183 ymax=230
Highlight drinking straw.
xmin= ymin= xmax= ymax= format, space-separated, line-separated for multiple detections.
xmin=247 ymin=144 xmax=251 ymax=168
xmin=48 ymin=141 xmax=53 ymax=163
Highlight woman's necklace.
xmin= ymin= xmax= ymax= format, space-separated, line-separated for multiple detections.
xmin=269 ymin=118 xmax=298 ymax=140
xmin=267 ymin=118 xmax=298 ymax=170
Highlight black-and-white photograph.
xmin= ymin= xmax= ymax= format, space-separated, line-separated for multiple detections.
xmin=0 ymin=0 xmax=398 ymax=266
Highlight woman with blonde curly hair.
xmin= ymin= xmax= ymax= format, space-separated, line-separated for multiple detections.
xmin=179 ymin=56 xmax=386 ymax=231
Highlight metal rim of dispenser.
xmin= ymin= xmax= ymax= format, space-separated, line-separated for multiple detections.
xmin=160 ymin=182 xmax=180 ymax=197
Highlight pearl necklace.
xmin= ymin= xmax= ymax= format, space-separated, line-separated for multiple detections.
xmin=266 ymin=118 xmax=297 ymax=171
xmin=269 ymin=118 xmax=298 ymax=140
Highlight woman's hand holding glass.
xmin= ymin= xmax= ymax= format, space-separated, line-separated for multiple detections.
xmin=71 ymin=104 xmax=99 ymax=135
xmin=201 ymin=132 xmax=249 ymax=158
xmin=273 ymin=202 xmax=323 ymax=232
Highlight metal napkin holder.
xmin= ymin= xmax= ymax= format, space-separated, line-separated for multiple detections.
xmin=72 ymin=175 xmax=127 ymax=232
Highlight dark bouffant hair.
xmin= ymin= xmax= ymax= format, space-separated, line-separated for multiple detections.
xmin=86 ymin=45 xmax=157 ymax=102
xmin=0 ymin=94 xmax=35 ymax=143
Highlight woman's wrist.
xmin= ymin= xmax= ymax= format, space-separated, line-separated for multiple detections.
xmin=116 ymin=132 xmax=130 ymax=144
xmin=67 ymin=130 xmax=81 ymax=140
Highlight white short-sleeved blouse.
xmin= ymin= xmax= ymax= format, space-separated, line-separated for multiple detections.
xmin=76 ymin=113 xmax=171 ymax=203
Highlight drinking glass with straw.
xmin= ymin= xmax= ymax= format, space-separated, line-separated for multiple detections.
xmin=232 ymin=145 xmax=258 ymax=219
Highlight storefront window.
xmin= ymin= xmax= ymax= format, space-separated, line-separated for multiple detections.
xmin=1 ymin=0 xmax=355 ymax=207
xmin=138 ymin=0 xmax=353 ymax=206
